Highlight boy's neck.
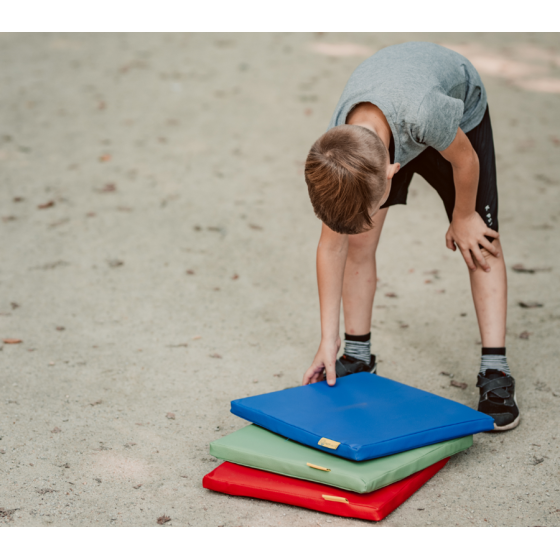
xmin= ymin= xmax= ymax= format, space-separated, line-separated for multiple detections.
xmin=346 ymin=102 xmax=392 ymax=149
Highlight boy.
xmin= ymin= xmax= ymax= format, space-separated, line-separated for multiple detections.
xmin=302 ymin=42 xmax=519 ymax=431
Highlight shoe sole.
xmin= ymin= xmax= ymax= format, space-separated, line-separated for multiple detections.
xmin=491 ymin=394 xmax=520 ymax=432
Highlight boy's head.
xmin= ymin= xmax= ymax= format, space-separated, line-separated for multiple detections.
xmin=305 ymin=124 xmax=398 ymax=234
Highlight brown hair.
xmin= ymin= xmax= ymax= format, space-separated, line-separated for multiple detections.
xmin=304 ymin=124 xmax=388 ymax=234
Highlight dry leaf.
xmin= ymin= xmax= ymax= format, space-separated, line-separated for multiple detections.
xmin=519 ymin=331 xmax=531 ymax=339
xmin=192 ymin=335 xmax=202 ymax=340
xmin=512 ymin=263 xmax=534 ymax=273
xmin=231 ymin=274 xmax=239 ymax=280
xmin=519 ymin=301 xmax=543 ymax=308
xmin=100 ymin=183 xmax=116 ymax=193
xmin=99 ymin=154 xmax=111 ymax=162
xmin=133 ymin=484 xmax=142 ymax=489
xmin=51 ymin=427 xmax=61 ymax=433
xmin=56 ymin=326 xmax=65 ymax=331
xmin=38 ymin=201 xmax=55 ymax=209
xmin=36 ymin=488 xmax=58 ymax=495
xmin=249 ymin=224 xmax=263 ymax=230
xmin=384 ymin=292 xmax=397 ymax=298
xmin=166 ymin=412 xmax=176 ymax=420
xmin=31 ymin=260 xmax=69 ymax=270
xmin=209 ymin=353 xmax=222 ymax=359
xmin=186 ymin=269 xmax=195 ymax=275
xmin=157 ymin=515 xmax=171 ymax=525
xmin=450 ymin=380 xmax=468 ymax=390
xmin=107 ymin=259 xmax=124 ymax=268
xmin=3 ymin=338 xmax=22 ymax=344
xmin=512 ymin=264 xmax=552 ymax=274
xmin=48 ymin=218 xmax=70 ymax=228
xmin=440 ymin=371 xmax=454 ymax=378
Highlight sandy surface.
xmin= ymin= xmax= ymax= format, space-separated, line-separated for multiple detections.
xmin=1 ymin=32 xmax=559 ymax=527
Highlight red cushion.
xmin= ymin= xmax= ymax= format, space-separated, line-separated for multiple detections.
xmin=203 ymin=458 xmax=449 ymax=522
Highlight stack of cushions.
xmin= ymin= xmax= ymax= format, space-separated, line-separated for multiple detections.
xmin=203 ymin=373 xmax=493 ymax=522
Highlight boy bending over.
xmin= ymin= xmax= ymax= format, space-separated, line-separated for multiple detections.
xmin=302 ymin=42 xmax=519 ymax=431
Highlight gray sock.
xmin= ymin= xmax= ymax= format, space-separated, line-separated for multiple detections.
xmin=343 ymin=333 xmax=371 ymax=363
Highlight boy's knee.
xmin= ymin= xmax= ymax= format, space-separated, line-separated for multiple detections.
xmin=348 ymin=235 xmax=377 ymax=258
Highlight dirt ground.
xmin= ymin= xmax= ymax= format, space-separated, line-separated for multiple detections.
xmin=1 ymin=32 xmax=559 ymax=527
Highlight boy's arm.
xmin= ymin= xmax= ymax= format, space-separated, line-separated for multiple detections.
xmin=302 ymin=223 xmax=348 ymax=386
xmin=440 ymin=127 xmax=500 ymax=272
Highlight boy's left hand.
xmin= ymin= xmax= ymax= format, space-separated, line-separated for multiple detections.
xmin=445 ymin=212 xmax=500 ymax=272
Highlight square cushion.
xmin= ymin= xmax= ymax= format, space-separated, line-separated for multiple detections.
xmin=230 ymin=372 xmax=493 ymax=461
xmin=203 ymin=459 xmax=449 ymax=522
xmin=210 ymin=424 xmax=471 ymax=494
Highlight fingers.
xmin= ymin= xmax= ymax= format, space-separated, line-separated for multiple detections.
xmin=303 ymin=365 xmax=321 ymax=385
xmin=484 ymin=228 xmax=499 ymax=239
xmin=479 ymin=237 xmax=500 ymax=258
xmin=460 ymin=248 xmax=476 ymax=271
xmin=472 ymin=246 xmax=490 ymax=272
xmin=445 ymin=229 xmax=456 ymax=251
xmin=324 ymin=360 xmax=337 ymax=387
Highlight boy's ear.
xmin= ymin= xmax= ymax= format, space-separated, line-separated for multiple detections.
xmin=387 ymin=162 xmax=401 ymax=179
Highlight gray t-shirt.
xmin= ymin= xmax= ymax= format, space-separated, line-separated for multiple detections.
xmin=327 ymin=42 xmax=487 ymax=167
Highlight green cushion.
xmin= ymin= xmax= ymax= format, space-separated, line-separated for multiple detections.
xmin=210 ymin=424 xmax=472 ymax=494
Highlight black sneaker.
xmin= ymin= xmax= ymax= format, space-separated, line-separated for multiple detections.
xmin=335 ymin=354 xmax=377 ymax=378
xmin=476 ymin=369 xmax=520 ymax=431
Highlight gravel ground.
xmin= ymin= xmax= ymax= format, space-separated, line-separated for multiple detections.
xmin=1 ymin=32 xmax=559 ymax=527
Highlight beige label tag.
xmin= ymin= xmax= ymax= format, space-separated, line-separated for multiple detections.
xmin=318 ymin=437 xmax=340 ymax=450
xmin=306 ymin=462 xmax=331 ymax=472
xmin=322 ymin=495 xmax=349 ymax=504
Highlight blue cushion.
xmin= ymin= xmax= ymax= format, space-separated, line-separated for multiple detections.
xmin=230 ymin=373 xmax=494 ymax=461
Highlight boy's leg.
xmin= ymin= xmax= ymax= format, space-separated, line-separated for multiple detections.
xmin=469 ymin=238 xmax=507 ymax=347
xmin=342 ymin=207 xmax=389 ymax=335
xmin=412 ymin=108 xmax=519 ymax=430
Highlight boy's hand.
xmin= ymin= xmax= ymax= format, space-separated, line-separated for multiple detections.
xmin=302 ymin=338 xmax=341 ymax=387
xmin=445 ymin=212 xmax=500 ymax=272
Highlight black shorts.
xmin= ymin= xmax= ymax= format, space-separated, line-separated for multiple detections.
xmin=381 ymin=106 xmax=499 ymax=234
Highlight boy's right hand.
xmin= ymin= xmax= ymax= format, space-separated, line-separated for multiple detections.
xmin=302 ymin=338 xmax=341 ymax=387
